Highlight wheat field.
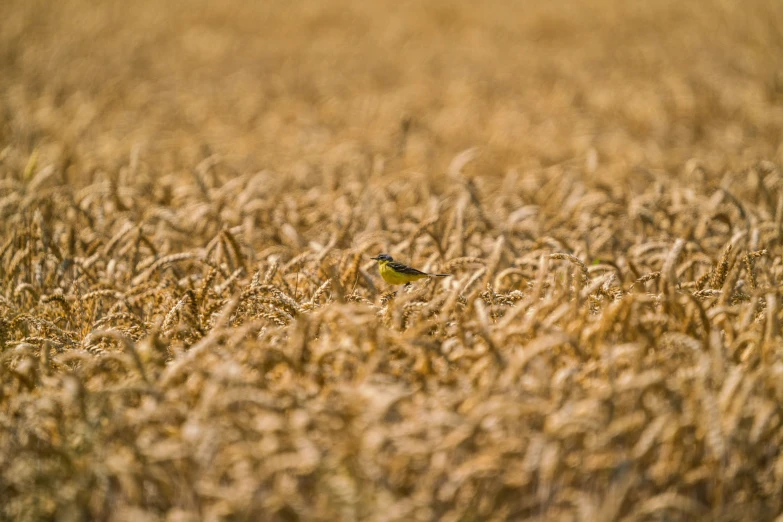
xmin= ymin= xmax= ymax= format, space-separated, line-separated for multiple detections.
xmin=2 ymin=0 xmax=783 ymax=520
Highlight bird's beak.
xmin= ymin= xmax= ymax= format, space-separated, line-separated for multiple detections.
xmin=370 ymin=256 xmax=379 ymax=260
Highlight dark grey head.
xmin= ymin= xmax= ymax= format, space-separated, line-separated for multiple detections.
xmin=371 ymin=253 xmax=393 ymax=262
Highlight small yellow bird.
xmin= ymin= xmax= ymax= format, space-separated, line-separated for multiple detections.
xmin=371 ymin=253 xmax=450 ymax=285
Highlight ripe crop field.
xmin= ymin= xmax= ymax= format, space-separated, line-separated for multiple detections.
xmin=2 ymin=0 xmax=783 ymax=520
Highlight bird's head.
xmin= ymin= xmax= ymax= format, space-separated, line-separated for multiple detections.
xmin=371 ymin=253 xmax=393 ymax=262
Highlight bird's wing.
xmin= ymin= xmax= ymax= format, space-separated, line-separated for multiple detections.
xmin=388 ymin=261 xmax=428 ymax=276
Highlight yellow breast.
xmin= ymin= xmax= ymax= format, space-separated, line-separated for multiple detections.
xmin=378 ymin=261 xmax=428 ymax=284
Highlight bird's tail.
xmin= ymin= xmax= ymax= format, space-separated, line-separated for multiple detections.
xmin=429 ymin=273 xmax=451 ymax=278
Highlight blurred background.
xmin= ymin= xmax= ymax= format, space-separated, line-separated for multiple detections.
xmin=2 ymin=0 xmax=782 ymax=182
